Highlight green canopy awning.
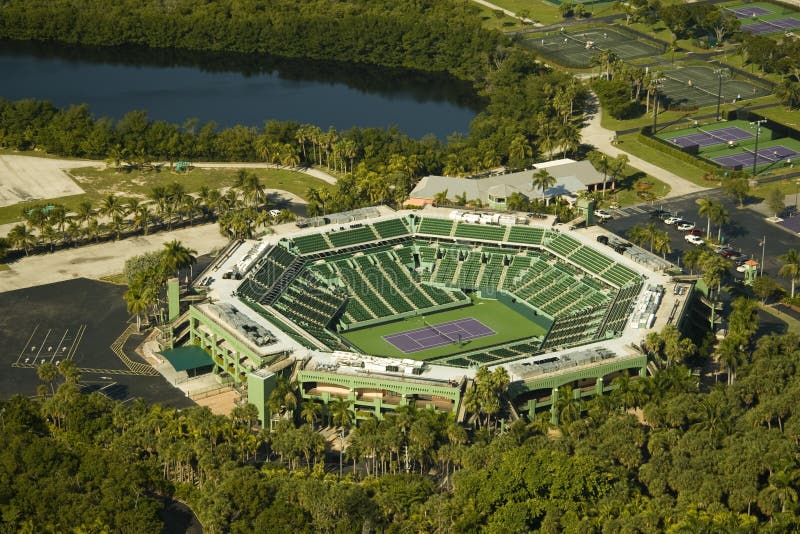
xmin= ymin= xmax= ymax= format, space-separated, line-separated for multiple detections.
xmin=160 ymin=346 xmax=214 ymax=372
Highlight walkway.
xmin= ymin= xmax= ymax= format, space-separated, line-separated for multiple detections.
xmin=469 ymin=0 xmax=538 ymax=24
xmin=581 ymin=96 xmax=708 ymax=198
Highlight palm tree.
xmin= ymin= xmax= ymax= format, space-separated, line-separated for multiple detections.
xmin=124 ymin=278 xmax=152 ymax=331
xmin=778 ymin=249 xmax=800 ymax=298
xmin=37 ymin=362 xmax=58 ymax=395
xmin=161 ymin=240 xmax=197 ymax=282
xmin=100 ymin=194 xmax=124 ymax=220
xmin=300 ymin=400 xmax=322 ymax=430
xmin=653 ymin=229 xmax=671 ymax=259
xmin=133 ymin=205 xmax=152 ymax=235
xmin=7 ymin=223 xmax=37 ymax=255
xmin=628 ymin=222 xmax=659 ymax=252
xmin=710 ymin=203 xmax=730 ymax=242
xmin=696 ymin=198 xmax=720 ymax=238
xmin=109 ymin=213 xmax=126 ymax=241
xmin=433 ymin=189 xmax=449 ymax=207
xmin=532 ymin=169 xmax=556 ymax=205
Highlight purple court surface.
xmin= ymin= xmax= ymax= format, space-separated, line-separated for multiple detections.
xmin=668 ymin=126 xmax=753 ymax=148
xmin=728 ymin=6 xmax=772 ymax=18
xmin=712 ymin=145 xmax=799 ymax=167
xmin=383 ymin=317 xmax=495 ymax=354
xmin=741 ymin=17 xmax=800 ymax=34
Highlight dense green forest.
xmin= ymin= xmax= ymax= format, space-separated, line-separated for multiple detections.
xmin=0 ymin=0 xmax=502 ymax=81
xmin=2 ymin=331 xmax=799 ymax=532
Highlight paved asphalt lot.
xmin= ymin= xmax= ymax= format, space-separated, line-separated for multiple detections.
xmin=601 ymin=189 xmax=799 ymax=291
xmin=0 ymin=278 xmax=194 ymax=408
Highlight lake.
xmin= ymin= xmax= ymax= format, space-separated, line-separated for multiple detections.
xmin=0 ymin=40 xmax=481 ymax=139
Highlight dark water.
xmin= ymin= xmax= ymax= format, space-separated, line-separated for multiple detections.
xmin=0 ymin=40 xmax=481 ymax=139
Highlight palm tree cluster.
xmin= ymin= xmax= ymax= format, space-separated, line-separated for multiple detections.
xmin=463 ymin=366 xmax=510 ymax=429
xmin=3 ymin=171 xmax=293 ymax=258
xmin=778 ymin=249 xmax=800 ymax=299
xmin=696 ymin=198 xmax=730 ymax=240
xmin=627 ymin=222 xmax=672 ymax=258
xmin=123 ymin=240 xmax=197 ymax=330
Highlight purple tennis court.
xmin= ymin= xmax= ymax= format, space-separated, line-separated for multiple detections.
xmin=727 ymin=6 xmax=772 ymax=18
xmin=668 ymin=126 xmax=753 ymax=148
xmin=742 ymin=17 xmax=800 ymax=34
xmin=383 ymin=318 xmax=495 ymax=353
xmin=712 ymin=145 xmax=799 ymax=168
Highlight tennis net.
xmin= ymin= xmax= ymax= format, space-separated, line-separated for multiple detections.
xmin=422 ymin=318 xmax=459 ymax=344
xmin=664 ymin=74 xmax=721 ymax=100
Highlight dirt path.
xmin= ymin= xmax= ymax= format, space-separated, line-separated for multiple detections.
xmin=0 ymin=155 xmax=99 ymax=207
xmin=581 ymin=96 xmax=708 ymax=198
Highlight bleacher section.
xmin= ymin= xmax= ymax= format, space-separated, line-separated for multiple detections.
xmin=507 ymin=226 xmax=544 ymax=246
xmin=455 ymin=252 xmax=483 ymax=288
xmin=546 ymin=233 xmax=582 ymax=258
xmin=433 ymin=249 xmax=459 ymax=285
xmin=602 ymin=263 xmax=640 ymax=288
xmin=395 ymin=246 xmax=415 ymax=266
xmin=454 ymin=222 xmax=505 ymax=242
xmin=293 ymin=233 xmax=330 ymax=254
xmin=477 ymin=253 xmax=505 ymax=289
xmin=373 ymin=218 xmax=410 ymax=239
xmin=569 ymin=246 xmax=614 ymax=276
xmin=328 ymin=226 xmax=378 ymax=248
xmin=418 ymin=217 xmax=454 ymax=236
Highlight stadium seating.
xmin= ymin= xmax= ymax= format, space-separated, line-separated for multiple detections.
xmin=601 ymin=263 xmax=640 ymax=288
xmin=394 ymin=246 xmax=415 ymax=266
xmin=569 ymin=246 xmax=614 ymax=276
xmin=249 ymin=244 xmax=298 ymax=289
xmin=454 ymin=222 xmax=505 ymax=242
xmin=293 ymin=233 xmax=331 ymax=254
xmin=507 ymin=226 xmax=544 ymax=246
xmin=476 ymin=253 xmax=505 ymax=289
xmin=373 ymin=218 xmax=410 ymax=239
xmin=418 ymin=217 xmax=454 ymax=236
xmin=546 ymin=233 xmax=582 ymax=258
xmin=455 ymin=251 xmax=483 ymax=288
xmin=327 ymin=226 xmax=378 ymax=248
xmin=433 ymin=250 xmax=459 ymax=285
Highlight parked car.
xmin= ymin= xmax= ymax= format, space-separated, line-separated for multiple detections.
xmin=664 ymin=216 xmax=682 ymax=225
xmin=676 ymin=221 xmax=696 ymax=231
xmin=650 ymin=209 xmax=669 ymax=219
xmin=715 ymin=245 xmax=734 ymax=254
xmin=720 ymin=250 xmax=738 ymax=258
xmin=685 ymin=234 xmax=704 ymax=245
xmin=596 ymin=235 xmax=609 ymax=245
xmin=594 ymin=209 xmax=613 ymax=221
xmin=686 ymin=229 xmax=703 ymax=236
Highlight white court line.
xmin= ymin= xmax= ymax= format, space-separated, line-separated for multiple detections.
xmin=15 ymin=324 xmax=39 ymax=364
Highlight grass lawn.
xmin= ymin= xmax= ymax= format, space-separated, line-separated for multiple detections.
xmin=611 ymin=165 xmax=671 ymax=206
xmin=0 ymin=166 xmax=332 ymax=225
xmin=753 ymin=105 xmax=800 ymax=130
xmin=0 ymin=264 xmax=9 ymax=272
xmin=340 ymin=296 xmax=547 ymax=361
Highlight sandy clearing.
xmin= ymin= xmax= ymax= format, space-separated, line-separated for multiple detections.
xmin=0 ymin=223 xmax=230 ymax=293
xmin=0 ymin=155 xmax=100 ymax=207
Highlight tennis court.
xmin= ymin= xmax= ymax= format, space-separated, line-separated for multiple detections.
xmin=341 ymin=297 xmax=548 ymax=361
xmin=741 ymin=16 xmax=800 ymax=34
xmin=658 ymin=65 xmax=771 ymax=109
xmin=665 ymin=125 xmax=754 ymax=148
xmin=523 ymin=26 xmax=664 ymax=68
xmin=727 ymin=5 xmax=773 ymax=18
xmin=383 ymin=318 xmax=495 ymax=354
xmin=711 ymin=145 xmax=800 ymax=168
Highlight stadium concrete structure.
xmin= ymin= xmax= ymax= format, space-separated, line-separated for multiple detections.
xmin=170 ymin=206 xmax=689 ymax=424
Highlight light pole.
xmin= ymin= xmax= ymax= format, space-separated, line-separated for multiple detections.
xmin=795 ymin=179 xmax=799 ymax=214
xmin=750 ymin=119 xmax=767 ymax=175
xmin=714 ymin=67 xmax=730 ymax=121
xmin=760 ymin=235 xmax=766 ymax=276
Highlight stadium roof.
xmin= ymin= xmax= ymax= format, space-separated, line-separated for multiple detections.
xmin=160 ymin=346 xmax=214 ymax=372
xmin=406 ymin=159 xmax=604 ymax=205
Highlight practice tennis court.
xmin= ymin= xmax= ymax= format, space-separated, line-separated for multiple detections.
xmin=383 ymin=318 xmax=495 ymax=354
xmin=523 ymin=26 xmax=663 ymax=68
xmin=711 ymin=145 xmax=800 ymax=168
xmin=658 ymin=66 xmax=771 ymax=109
xmin=666 ymin=126 xmax=754 ymax=148
xmin=741 ymin=17 xmax=800 ymax=34
xmin=727 ymin=5 xmax=773 ymax=18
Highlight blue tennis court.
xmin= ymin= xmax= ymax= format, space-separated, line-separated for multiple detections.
xmin=383 ymin=317 xmax=495 ymax=353
xmin=742 ymin=17 xmax=800 ymax=34
xmin=712 ymin=145 xmax=799 ymax=168
xmin=668 ymin=126 xmax=754 ymax=148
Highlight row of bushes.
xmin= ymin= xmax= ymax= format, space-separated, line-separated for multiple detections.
xmin=592 ymin=79 xmax=644 ymax=120
xmin=636 ymin=130 xmax=729 ymax=176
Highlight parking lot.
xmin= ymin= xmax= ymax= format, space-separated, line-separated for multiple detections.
xmin=600 ymin=189 xmax=799 ymax=290
xmin=0 ymin=278 xmax=194 ymax=408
